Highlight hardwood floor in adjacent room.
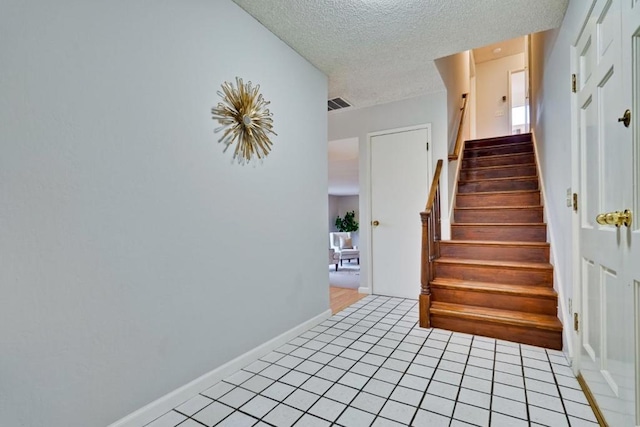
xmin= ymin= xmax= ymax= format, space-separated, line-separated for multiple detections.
xmin=329 ymin=286 xmax=367 ymax=314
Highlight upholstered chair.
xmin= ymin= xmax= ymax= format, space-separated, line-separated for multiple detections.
xmin=329 ymin=232 xmax=360 ymax=266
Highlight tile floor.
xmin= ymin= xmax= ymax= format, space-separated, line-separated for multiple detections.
xmin=145 ymin=296 xmax=598 ymax=427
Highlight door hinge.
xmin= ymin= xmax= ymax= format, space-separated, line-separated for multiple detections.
xmin=426 ymin=142 xmax=429 ymax=151
xmin=574 ymin=312 xmax=579 ymax=331
xmin=573 ymin=193 xmax=578 ymax=212
xmin=572 ymin=74 xmax=577 ymax=93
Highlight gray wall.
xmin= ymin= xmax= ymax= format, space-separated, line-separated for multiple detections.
xmin=329 ymin=93 xmax=448 ymax=292
xmin=0 ymin=1 xmax=329 ymax=426
xmin=435 ymin=51 xmax=472 ymax=152
xmin=530 ymin=0 xmax=593 ymax=353
xmin=434 ymin=51 xmax=473 ymax=216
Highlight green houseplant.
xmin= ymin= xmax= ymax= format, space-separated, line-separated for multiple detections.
xmin=335 ymin=210 xmax=359 ymax=232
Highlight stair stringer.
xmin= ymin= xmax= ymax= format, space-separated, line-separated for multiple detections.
xmin=531 ymin=130 xmax=573 ymax=356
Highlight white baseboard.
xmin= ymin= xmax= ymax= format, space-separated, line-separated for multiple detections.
xmin=108 ymin=308 xmax=332 ymax=427
xmin=358 ymin=286 xmax=372 ymax=294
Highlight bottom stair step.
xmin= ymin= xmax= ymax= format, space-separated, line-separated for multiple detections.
xmin=431 ymin=278 xmax=558 ymax=315
xmin=430 ymin=302 xmax=562 ymax=350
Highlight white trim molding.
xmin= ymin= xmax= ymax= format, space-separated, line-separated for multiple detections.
xmin=108 ymin=309 xmax=332 ymax=427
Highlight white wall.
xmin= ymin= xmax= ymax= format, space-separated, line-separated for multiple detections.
xmin=328 ymin=93 xmax=448 ymax=293
xmin=435 ymin=51 xmax=472 ymax=152
xmin=328 ymin=195 xmax=340 ymax=233
xmin=434 ymin=51 xmax=472 ymax=216
xmin=476 ymin=53 xmax=526 ymax=138
xmin=0 ymin=1 xmax=328 ymax=426
xmin=530 ymin=0 xmax=593 ymax=353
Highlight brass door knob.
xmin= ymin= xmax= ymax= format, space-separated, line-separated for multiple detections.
xmin=372 ymin=220 xmax=380 ymax=227
xmin=596 ymin=209 xmax=633 ymax=227
xmin=618 ymin=109 xmax=631 ymax=128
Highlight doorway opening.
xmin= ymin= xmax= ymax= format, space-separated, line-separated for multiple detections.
xmin=328 ymin=137 xmax=362 ymax=310
xmin=509 ymin=69 xmax=529 ymax=134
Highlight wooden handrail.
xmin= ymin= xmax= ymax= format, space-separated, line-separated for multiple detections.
xmin=419 ymin=159 xmax=443 ymax=328
xmin=448 ymin=93 xmax=469 ymax=161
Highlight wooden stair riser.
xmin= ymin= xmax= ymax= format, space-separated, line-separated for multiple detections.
xmin=451 ymin=224 xmax=547 ymax=242
xmin=431 ymin=287 xmax=557 ymax=315
xmin=424 ymin=133 xmax=562 ymax=350
xmin=464 ymin=133 xmax=532 ymax=149
xmin=434 ymin=262 xmax=553 ymax=286
xmin=440 ymin=242 xmax=550 ymax=263
xmin=460 ymin=164 xmax=537 ymax=180
xmin=462 ymin=153 xmax=535 ymax=169
xmin=454 ymin=207 xmax=544 ymax=224
xmin=456 ymin=191 xmax=540 ymax=208
xmin=464 ymin=142 xmax=533 ymax=158
xmin=458 ymin=178 xmax=539 ymax=193
xmin=430 ymin=315 xmax=562 ymax=350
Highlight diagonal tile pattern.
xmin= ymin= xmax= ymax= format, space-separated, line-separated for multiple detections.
xmin=145 ymin=296 xmax=597 ymax=427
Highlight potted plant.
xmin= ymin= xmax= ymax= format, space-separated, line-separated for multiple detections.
xmin=335 ymin=210 xmax=359 ymax=232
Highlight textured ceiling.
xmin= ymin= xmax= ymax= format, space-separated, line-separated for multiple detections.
xmin=232 ymin=0 xmax=568 ymax=109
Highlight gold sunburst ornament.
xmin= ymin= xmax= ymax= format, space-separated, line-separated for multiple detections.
xmin=211 ymin=77 xmax=276 ymax=165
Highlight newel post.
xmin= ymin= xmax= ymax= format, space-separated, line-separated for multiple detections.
xmin=419 ymin=210 xmax=432 ymax=328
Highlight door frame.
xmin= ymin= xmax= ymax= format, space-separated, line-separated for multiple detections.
xmin=366 ymin=124 xmax=433 ymax=297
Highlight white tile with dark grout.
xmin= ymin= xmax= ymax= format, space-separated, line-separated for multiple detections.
xmin=142 ymin=295 xmax=597 ymax=427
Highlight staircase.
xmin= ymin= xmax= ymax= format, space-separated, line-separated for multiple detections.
xmin=430 ymin=133 xmax=563 ymax=350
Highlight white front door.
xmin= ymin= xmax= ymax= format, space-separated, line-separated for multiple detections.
xmin=574 ymin=0 xmax=638 ymax=425
xmin=370 ymin=126 xmax=431 ymax=299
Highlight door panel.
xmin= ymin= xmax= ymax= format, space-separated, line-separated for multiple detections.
xmin=575 ymin=0 xmax=637 ymax=425
xmin=582 ymin=258 xmax=600 ymax=362
xmin=581 ymin=96 xmax=598 ymax=228
xmin=370 ymin=127 xmax=431 ymax=299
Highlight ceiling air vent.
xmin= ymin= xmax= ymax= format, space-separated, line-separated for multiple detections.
xmin=328 ymin=97 xmax=352 ymax=111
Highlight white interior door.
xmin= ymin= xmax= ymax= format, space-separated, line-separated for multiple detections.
xmin=625 ymin=1 xmax=640 ymax=425
xmin=370 ymin=126 xmax=431 ymax=299
xmin=575 ymin=0 xmax=637 ymax=425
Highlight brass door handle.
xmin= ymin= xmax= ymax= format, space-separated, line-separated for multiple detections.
xmin=372 ymin=220 xmax=380 ymax=227
xmin=618 ymin=109 xmax=631 ymax=128
xmin=596 ymin=209 xmax=633 ymax=227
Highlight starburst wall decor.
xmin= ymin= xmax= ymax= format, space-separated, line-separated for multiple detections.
xmin=211 ymin=77 xmax=276 ymax=165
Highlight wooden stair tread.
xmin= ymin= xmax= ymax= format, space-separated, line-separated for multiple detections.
xmin=436 ymin=257 xmax=552 ymax=270
xmin=459 ymin=176 xmax=538 ymax=184
xmin=465 ymin=141 xmax=532 ymax=152
xmin=451 ymin=222 xmax=546 ymax=227
xmin=430 ymin=278 xmax=557 ymax=298
xmin=441 ymin=239 xmax=549 ymax=247
xmin=454 ymin=206 xmax=543 ymax=210
xmin=462 ymin=162 xmax=536 ymax=172
xmin=462 ymin=151 xmax=534 ymax=161
xmin=457 ymin=189 xmax=540 ymax=196
xmin=430 ymin=302 xmax=562 ymax=331
xmin=465 ymin=133 xmax=532 ymax=144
